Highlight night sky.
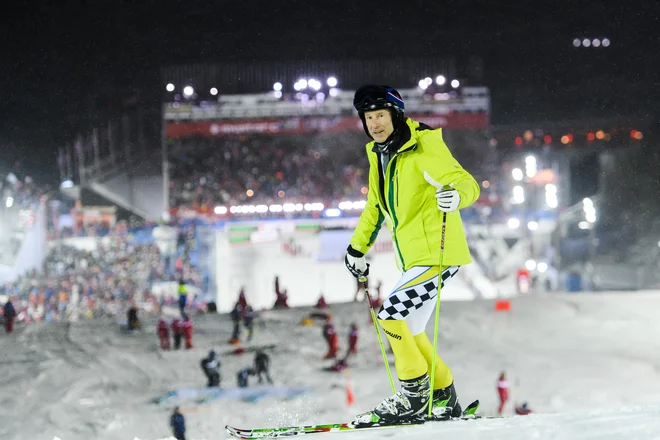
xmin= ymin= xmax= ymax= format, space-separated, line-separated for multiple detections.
xmin=0 ymin=0 xmax=658 ymax=181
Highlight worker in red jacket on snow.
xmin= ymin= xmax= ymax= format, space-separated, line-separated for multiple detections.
xmin=347 ymin=323 xmax=358 ymax=355
xmin=497 ymin=371 xmax=510 ymax=416
xmin=182 ymin=314 xmax=193 ymax=349
xmin=322 ymin=316 xmax=339 ymax=359
xmin=157 ymin=318 xmax=170 ymax=350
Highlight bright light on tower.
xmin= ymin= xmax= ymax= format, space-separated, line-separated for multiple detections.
xmin=418 ymin=79 xmax=429 ymax=90
xmin=573 ymin=38 xmax=581 ymax=47
xmin=327 ymin=76 xmax=338 ymax=87
xmin=210 ymin=87 xmax=218 ymax=96
xmin=273 ymin=82 xmax=282 ymax=91
xmin=451 ymin=79 xmax=460 ymax=88
xmin=435 ymin=75 xmax=446 ymax=85
xmin=183 ymin=86 xmax=194 ymax=97
xmin=166 ymin=83 xmax=175 ymax=92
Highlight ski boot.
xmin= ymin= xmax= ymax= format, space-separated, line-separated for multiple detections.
xmin=430 ymin=382 xmax=462 ymax=421
xmin=353 ymin=374 xmax=431 ymax=427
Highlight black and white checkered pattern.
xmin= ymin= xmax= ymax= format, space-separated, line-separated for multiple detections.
xmin=377 ymin=266 xmax=459 ymax=320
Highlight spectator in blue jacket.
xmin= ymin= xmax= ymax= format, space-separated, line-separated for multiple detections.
xmin=170 ymin=406 xmax=186 ymax=440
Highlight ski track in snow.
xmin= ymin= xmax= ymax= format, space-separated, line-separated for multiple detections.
xmin=2 ymin=291 xmax=660 ymax=440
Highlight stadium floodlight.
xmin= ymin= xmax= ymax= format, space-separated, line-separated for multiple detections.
xmin=213 ymin=206 xmax=227 ymax=215
xmin=508 ymin=217 xmax=520 ymax=229
xmin=424 ymin=77 xmax=432 ymax=86
xmin=329 ymin=87 xmax=339 ymax=97
xmin=512 ymin=185 xmax=525 ymax=204
xmin=327 ymin=76 xmax=338 ymax=87
xmin=525 ymin=259 xmax=537 ymax=271
xmin=435 ymin=75 xmax=446 ymax=85
xmin=602 ymin=38 xmax=610 ymax=47
xmin=316 ymin=92 xmax=326 ymax=103
xmin=183 ymin=86 xmax=194 ymax=97
xmin=451 ymin=79 xmax=460 ymax=88
xmin=512 ymin=168 xmax=524 ymax=181
xmin=274 ymin=91 xmax=282 ymax=98
xmin=592 ymin=38 xmax=601 ymax=47
xmin=418 ymin=79 xmax=429 ymax=90
xmin=298 ymin=79 xmax=308 ymax=89
xmin=582 ymin=38 xmax=591 ymax=47
xmin=527 ymin=221 xmax=539 ymax=231
xmin=308 ymin=79 xmax=322 ymax=91
xmin=573 ymin=38 xmax=581 ymax=47
xmin=273 ymin=82 xmax=283 ymax=91
xmin=210 ymin=87 xmax=218 ymax=96
xmin=537 ymin=262 xmax=548 ymax=273
xmin=324 ymin=208 xmax=341 ymax=217
xmin=166 ymin=83 xmax=175 ymax=92
xmin=6 ymin=196 xmax=14 ymax=208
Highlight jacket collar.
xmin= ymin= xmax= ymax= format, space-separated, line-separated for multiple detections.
xmin=370 ymin=118 xmax=418 ymax=155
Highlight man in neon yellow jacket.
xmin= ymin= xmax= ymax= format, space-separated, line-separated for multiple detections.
xmin=345 ymin=85 xmax=480 ymax=425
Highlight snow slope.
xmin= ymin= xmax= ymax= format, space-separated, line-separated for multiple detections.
xmin=2 ymin=290 xmax=660 ymax=440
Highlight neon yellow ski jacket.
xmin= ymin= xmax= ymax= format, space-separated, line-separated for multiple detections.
xmin=349 ymin=118 xmax=480 ymax=270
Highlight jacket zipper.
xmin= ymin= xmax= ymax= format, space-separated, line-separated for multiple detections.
xmin=385 ymin=157 xmax=404 ymax=269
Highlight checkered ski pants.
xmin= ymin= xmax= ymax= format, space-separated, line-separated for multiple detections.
xmin=377 ymin=266 xmax=460 ymax=335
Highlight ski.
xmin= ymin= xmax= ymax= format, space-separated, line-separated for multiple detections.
xmin=226 ymin=400 xmax=491 ymax=439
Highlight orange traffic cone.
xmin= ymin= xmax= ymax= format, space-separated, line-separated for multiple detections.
xmin=346 ymin=382 xmax=355 ymax=406
xmin=344 ymin=370 xmax=355 ymax=407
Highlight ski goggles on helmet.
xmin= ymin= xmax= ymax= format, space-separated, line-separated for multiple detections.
xmin=353 ymin=85 xmax=405 ymax=113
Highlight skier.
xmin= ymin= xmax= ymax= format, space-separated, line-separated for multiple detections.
xmin=171 ymin=316 xmax=184 ymax=350
xmin=243 ymin=305 xmax=257 ymax=342
xmin=3 ymin=298 xmax=16 ymax=334
xmin=200 ymin=350 xmax=221 ymax=387
xmin=236 ymin=367 xmax=254 ymax=388
xmin=254 ymin=349 xmax=273 ymax=384
xmin=322 ymin=316 xmax=339 ymax=359
xmin=157 ymin=318 xmax=170 ymax=350
xmin=345 ymin=85 xmax=479 ymax=425
xmin=228 ymin=302 xmax=242 ymax=344
xmin=497 ymin=371 xmax=509 ymax=416
xmin=182 ymin=314 xmax=193 ymax=349
xmin=170 ymin=406 xmax=186 ymax=440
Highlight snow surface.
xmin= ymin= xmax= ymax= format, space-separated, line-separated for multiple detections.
xmin=3 ymin=290 xmax=660 ymax=440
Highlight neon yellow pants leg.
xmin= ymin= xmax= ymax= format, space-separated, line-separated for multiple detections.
xmin=378 ymin=319 xmax=427 ymax=381
xmin=413 ymin=332 xmax=453 ymax=390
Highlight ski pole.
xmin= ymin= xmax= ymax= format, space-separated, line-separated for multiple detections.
xmin=428 ymin=209 xmax=448 ymax=419
xmin=360 ymin=276 xmax=396 ymax=394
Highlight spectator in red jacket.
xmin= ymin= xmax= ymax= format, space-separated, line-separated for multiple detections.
xmin=171 ymin=317 xmax=184 ymax=350
xmin=157 ymin=318 xmax=171 ymax=350
xmin=497 ymin=371 xmax=510 ymax=416
xmin=182 ymin=314 xmax=193 ymax=349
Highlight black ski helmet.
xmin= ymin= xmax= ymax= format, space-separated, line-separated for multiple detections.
xmin=353 ymin=85 xmax=405 ymax=139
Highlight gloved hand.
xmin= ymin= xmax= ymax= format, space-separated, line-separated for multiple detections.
xmin=344 ymin=245 xmax=369 ymax=280
xmin=434 ymin=187 xmax=460 ymax=212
